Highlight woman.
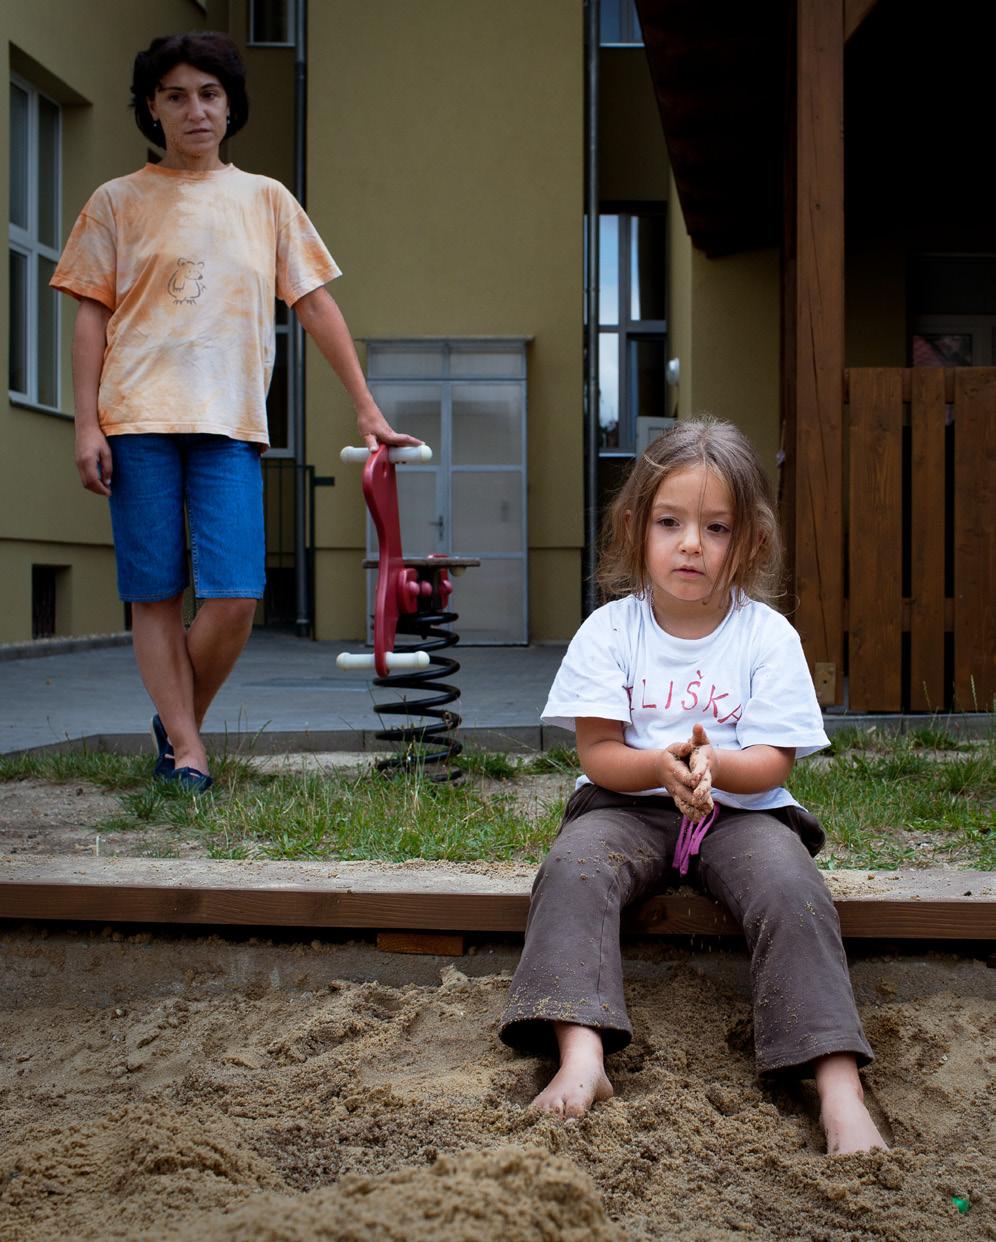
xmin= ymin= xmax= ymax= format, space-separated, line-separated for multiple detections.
xmin=52 ymin=32 xmax=417 ymax=791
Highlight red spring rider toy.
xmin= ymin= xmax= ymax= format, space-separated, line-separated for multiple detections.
xmin=336 ymin=444 xmax=479 ymax=779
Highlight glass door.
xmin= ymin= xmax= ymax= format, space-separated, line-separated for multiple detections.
xmin=366 ymin=342 xmax=528 ymax=644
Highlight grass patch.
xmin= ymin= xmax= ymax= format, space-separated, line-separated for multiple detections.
xmin=111 ymin=768 xmax=559 ymax=864
xmin=2 ymin=736 xmax=990 ymax=871
xmin=0 ymin=749 xmax=255 ymax=791
xmin=0 ymin=751 xmax=157 ymax=790
xmin=791 ymin=737 xmax=994 ymax=871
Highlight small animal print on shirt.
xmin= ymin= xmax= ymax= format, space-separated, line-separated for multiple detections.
xmin=167 ymin=258 xmax=205 ymax=304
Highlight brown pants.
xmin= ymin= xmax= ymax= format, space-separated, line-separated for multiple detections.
xmin=499 ymin=784 xmax=873 ymax=1074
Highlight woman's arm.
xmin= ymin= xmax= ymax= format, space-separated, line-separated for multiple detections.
xmin=72 ymin=298 xmax=113 ymax=496
xmin=576 ymin=717 xmax=697 ymax=800
xmin=293 ymin=287 xmax=421 ymax=449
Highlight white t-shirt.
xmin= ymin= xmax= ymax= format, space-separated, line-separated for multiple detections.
xmin=542 ymin=593 xmax=830 ymax=811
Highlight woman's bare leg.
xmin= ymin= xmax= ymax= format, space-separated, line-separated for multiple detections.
xmin=530 ymin=1022 xmax=614 ymax=1118
xmin=131 ymin=596 xmax=255 ymax=774
xmin=185 ymin=599 xmax=256 ymax=729
xmin=814 ymin=1053 xmax=888 ymax=1154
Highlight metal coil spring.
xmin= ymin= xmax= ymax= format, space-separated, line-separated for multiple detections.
xmin=372 ymin=606 xmax=464 ymax=781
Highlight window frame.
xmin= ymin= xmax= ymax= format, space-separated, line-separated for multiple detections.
xmin=9 ymin=72 xmax=62 ymax=413
xmin=596 ymin=208 xmax=668 ymax=456
xmin=247 ymin=0 xmax=296 ymax=48
xmin=600 ymin=0 xmax=644 ymax=46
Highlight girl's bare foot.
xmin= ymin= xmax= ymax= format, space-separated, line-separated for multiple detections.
xmin=530 ymin=1022 xmax=614 ymax=1118
xmin=814 ymin=1053 xmax=889 ymax=1155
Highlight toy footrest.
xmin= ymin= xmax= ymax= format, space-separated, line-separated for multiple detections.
xmin=337 ymin=651 xmax=431 ymax=671
xmin=361 ymin=557 xmax=482 ymax=570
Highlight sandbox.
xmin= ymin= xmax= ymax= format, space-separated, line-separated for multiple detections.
xmin=1 ymin=921 xmax=992 ymax=1241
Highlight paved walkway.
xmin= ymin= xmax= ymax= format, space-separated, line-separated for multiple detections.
xmin=0 ymin=632 xmax=568 ymax=754
xmin=2 ymin=631 xmax=989 ymax=756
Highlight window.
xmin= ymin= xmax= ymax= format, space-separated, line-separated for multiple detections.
xmin=32 ymin=564 xmax=68 ymax=638
xmin=595 ymin=210 xmax=668 ymax=453
xmin=600 ymin=0 xmax=644 ymax=46
xmin=248 ymin=0 xmax=295 ymax=47
xmin=9 ymin=75 xmax=61 ymax=409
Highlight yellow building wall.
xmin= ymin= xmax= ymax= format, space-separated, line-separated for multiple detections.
xmin=1 ymin=0 xmax=224 ymax=641
xmin=304 ymin=0 xmax=583 ymax=642
xmin=665 ymin=178 xmax=781 ymax=481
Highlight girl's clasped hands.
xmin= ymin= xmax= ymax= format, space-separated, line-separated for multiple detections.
xmin=660 ymin=722 xmax=715 ymax=821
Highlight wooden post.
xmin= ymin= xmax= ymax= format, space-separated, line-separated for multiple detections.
xmin=785 ymin=0 xmax=846 ymax=704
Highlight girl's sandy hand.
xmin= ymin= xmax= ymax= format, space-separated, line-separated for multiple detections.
xmin=656 ymin=744 xmax=698 ymax=811
xmin=687 ymin=723 xmax=716 ymax=811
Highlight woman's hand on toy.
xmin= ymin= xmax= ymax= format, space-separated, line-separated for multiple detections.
xmin=354 ymin=394 xmax=423 ymax=451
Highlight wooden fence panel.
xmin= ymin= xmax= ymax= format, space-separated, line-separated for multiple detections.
xmin=953 ymin=369 xmax=996 ymax=710
xmin=847 ymin=369 xmax=903 ymax=711
xmin=909 ymin=369 xmax=947 ymax=711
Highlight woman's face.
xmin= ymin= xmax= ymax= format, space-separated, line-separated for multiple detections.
xmin=148 ymin=63 xmax=228 ymax=162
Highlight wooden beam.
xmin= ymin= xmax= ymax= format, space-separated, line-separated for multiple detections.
xmin=844 ymin=0 xmax=879 ymax=41
xmin=847 ymin=369 xmax=903 ymax=711
xmin=909 ymin=369 xmax=947 ymax=711
xmin=789 ymin=0 xmax=846 ymax=704
xmin=377 ymin=931 xmax=465 ymax=956
xmin=1 ymin=859 xmax=993 ymax=941
xmin=953 ymin=369 xmax=996 ymax=710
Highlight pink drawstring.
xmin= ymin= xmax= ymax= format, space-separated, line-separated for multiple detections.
xmin=673 ymin=804 xmax=718 ymax=876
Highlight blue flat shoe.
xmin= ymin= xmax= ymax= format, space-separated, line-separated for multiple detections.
xmin=172 ymin=767 xmax=214 ymax=794
xmin=151 ymin=714 xmax=175 ymax=779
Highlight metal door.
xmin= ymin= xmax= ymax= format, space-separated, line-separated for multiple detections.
xmin=366 ymin=341 xmax=528 ymax=644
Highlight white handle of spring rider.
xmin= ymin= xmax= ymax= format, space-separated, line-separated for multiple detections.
xmin=340 ymin=445 xmax=433 ymax=464
xmin=336 ymin=651 xmax=431 ymax=671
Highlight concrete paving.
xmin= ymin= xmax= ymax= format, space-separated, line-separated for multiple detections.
xmin=0 ymin=631 xmax=569 ymax=755
xmin=1 ymin=630 xmax=990 ymax=756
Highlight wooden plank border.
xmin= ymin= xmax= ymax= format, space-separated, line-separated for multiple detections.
xmin=847 ymin=369 xmax=904 ymax=711
xmin=953 ymin=369 xmax=996 ymax=711
xmin=3 ymin=876 xmax=993 ymax=940
xmin=909 ymin=369 xmax=948 ymax=710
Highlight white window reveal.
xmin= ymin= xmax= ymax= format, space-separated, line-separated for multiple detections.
xmin=365 ymin=340 xmax=529 ymax=645
xmin=9 ymin=75 xmax=61 ymax=410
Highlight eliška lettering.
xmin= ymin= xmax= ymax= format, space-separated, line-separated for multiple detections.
xmin=627 ymin=671 xmax=742 ymax=723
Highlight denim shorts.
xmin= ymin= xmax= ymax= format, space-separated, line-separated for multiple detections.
xmin=107 ymin=433 xmax=265 ymax=602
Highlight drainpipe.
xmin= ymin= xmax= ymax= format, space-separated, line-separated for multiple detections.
xmin=583 ymin=0 xmax=600 ymax=616
xmin=293 ymin=0 xmax=310 ymax=637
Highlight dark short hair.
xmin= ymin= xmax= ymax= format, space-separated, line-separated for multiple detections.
xmin=596 ymin=416 xmax=784 ymax=607
xmin=131 ymin=32 xmax=249 ymax=147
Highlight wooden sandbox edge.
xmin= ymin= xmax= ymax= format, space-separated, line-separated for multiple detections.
xmin=0 ymin=858 xmax=993 ymax=940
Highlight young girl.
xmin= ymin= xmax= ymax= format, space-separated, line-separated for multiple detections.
xmin=499 ymin=418 xmax=887 ymax=1156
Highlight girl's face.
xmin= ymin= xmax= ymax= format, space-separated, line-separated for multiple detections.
xmin=643 ymin=464 xmax=736 ymax=632
xmin=148 ymin=63 xmax=228 ymax=167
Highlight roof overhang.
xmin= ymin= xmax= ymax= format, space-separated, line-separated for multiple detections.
xmin=635 ymin=0 xmax=788 ymax=257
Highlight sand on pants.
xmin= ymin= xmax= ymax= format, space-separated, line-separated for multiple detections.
xmin=0 ymin=927 xmax=992 ymax=1241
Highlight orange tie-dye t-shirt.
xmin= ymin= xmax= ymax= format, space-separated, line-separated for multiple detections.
xmin=50 ymin=163 xmax=340 ymax=446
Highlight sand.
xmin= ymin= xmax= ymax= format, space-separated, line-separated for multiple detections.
xmin=1 ymin=927 xmax=992 ymax=1241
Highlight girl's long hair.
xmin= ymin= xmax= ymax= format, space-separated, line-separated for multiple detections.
xmin=596 ymin=416 xmax=784 ymax=607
